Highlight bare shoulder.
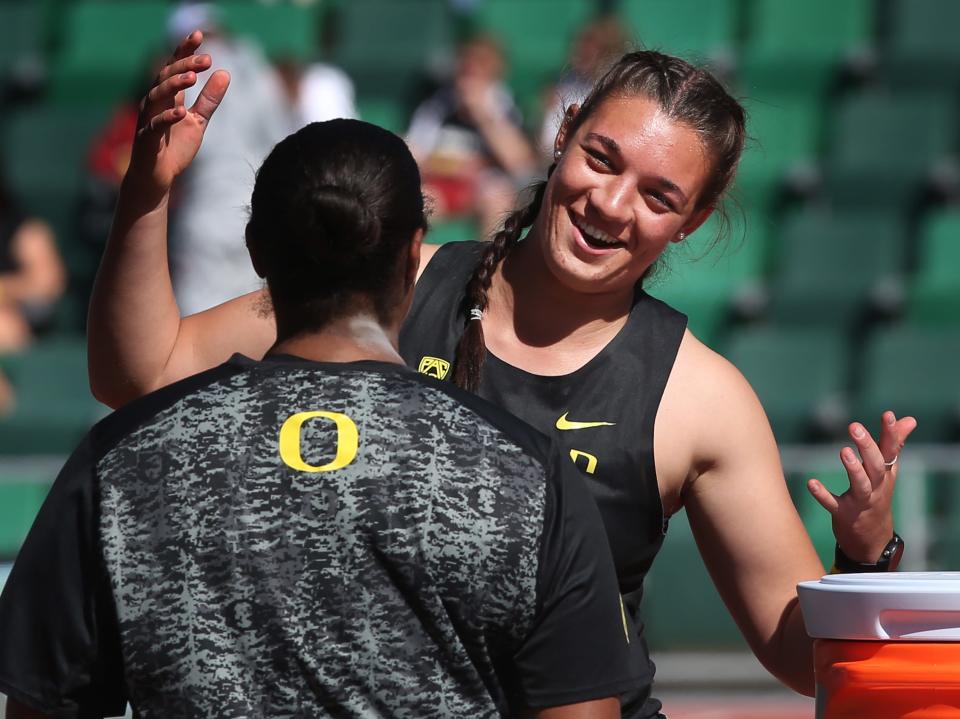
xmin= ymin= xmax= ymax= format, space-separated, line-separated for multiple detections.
xmin=416 ymin=243 xmax=441 ymax=282
xmin=655 ymin=329 xmax=777 ymax=504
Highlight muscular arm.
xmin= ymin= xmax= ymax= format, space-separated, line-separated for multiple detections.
xmin=87 ymin=175 xmax=274 ymax=407
xmin=660 ymin=333 xmax=914 ymax=695
xmin=87 ymin=32 xmax=274 ymax=408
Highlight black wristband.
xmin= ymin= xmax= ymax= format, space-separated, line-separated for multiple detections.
xmin=831 ymin=533 xmax=904 ymax=574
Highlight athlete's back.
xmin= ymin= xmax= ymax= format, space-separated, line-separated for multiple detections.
xmin=0 ymin=355 xmax=639 ymax=717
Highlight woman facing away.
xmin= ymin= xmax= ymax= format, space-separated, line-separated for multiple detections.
xmin=88 ymin=32 xmax=916 ymax=718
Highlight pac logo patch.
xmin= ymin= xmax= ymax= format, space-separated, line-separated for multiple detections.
xmin=418 ymin=356 xmax=450 ymax=380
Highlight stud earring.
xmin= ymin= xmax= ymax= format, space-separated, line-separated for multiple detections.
xmin=553 ymin=149 xmax=562 ymax=161
xmin=678 ymin=231 xmax=686 ymax=241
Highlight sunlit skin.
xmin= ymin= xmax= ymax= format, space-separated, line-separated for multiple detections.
xmin=484 ymin=96 xmax=712 ymax=373
xmin=531 ymin=96 xmax=713 ymax=298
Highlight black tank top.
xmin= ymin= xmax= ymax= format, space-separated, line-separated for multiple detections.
xmin=400 ymin=241 xmax=688 ymax=719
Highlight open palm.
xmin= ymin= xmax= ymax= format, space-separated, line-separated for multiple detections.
xmin=129 ymin=31 xmax=230 ymax=193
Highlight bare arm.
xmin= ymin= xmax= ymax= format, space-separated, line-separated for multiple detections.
xmin=5 ymin=698 xmax=50 ymax=719
xmin=662 ymin=334 xmax=915 ymax=695
xmin=87 ymin=32 xmax=275 ymax=408
xmin=531 ymin=697 xmax=620 ymax=718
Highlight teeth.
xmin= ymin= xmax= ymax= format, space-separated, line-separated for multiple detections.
xmin=573 ymin=216 xmax=619 ymax=245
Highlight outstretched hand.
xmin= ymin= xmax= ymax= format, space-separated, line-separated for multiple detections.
xmin=807 ymin=411 xmax=918 ymax=564
xmin=128 ymin=31 xmax=230 ymax=197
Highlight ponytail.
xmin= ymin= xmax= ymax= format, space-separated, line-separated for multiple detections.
xmin=452 ymin=176 xmax=550 ymax=392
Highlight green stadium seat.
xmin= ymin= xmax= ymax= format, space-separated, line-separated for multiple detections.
xmin=767 ymin=207 xmax=906 ymax=328
xmin=0 ymin=1 xmax=47 ymax=86
xmin=49 ymin=1 xmax=170 ymax=106
xmin=724 ymin=327 xmax=849 ymax=443
xmin=620 ymin=0 xmax=736 ymax=70
xmin=426 ymin=217 xmax=478 ymax=245
xmin=335 ymin=0 xmax=453 ymax=116
xmin=735 ymin=94 xmax=822 ymax=211
xmin=474 ymin=0 xmax=593 ymax=117
xmin=0 ymin=337 xmax=106 ymax=456
xmin=740 ymin=0 xmax=874 ymax=94
xmin=356 ymin=96 xmax=406 ymax=135
xmin=907 ymin=210 xmax=960 ymax=326
xmin=644 ymin=511 xmax=745 ymax=651
xmin=824 ymin=91 xmax=956 ymax=211
xmin=220 ymin=1 xmax=319 ymax=62
xmin=0 ymin=479 xmax=52 ymax=560
xmin=884 ymin=0 xmax=960 ymax=91
xmin=646 ymin=205 xmax=769 ymax=345
xmin=855 ymin=325 xmax=960 ymax=442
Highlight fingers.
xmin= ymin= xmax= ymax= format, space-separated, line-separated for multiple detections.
xmin=146 ymin=69 xmax=201 ymax=108
xmin=848 ymin=421 xmax=887 ymax=484
xmin=839 ymin=445 xmax=874 ymax=500
xmin=807 ymin=478 xmax=840 ymax=515
xmin=170 ymin=30 xmax=204 ymax=63
xmin=190 ymin=69 xmax=230 ymax=125
xmin=137 ymin=105 xmax=186 ymax=137
xmin=157 ymin=53 xmax=211 ymax=87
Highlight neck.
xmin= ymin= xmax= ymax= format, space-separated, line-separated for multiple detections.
xmin=489 ymin=230 xmax=635 ymax=349
xmin=270 ymin=313 xmax=404 ymax=365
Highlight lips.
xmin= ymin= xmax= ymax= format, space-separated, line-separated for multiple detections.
xmin=568 ymin=210 xmax=626 ymax=253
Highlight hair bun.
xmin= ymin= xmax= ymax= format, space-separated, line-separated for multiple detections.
xmin=295 ymin=184 xmax=382 ymax=268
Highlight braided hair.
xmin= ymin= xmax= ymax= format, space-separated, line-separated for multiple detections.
xmin=451 ymin=50 xmax=747 ymax=392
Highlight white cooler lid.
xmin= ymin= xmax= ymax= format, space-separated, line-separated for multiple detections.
xmin=798 ymin=572 xmax=960 ymax=641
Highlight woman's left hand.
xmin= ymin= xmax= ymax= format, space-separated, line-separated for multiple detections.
xmin=807 ymin=411 xmax=918 ymax=564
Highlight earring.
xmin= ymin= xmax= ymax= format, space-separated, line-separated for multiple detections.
xmin=553 ymin=149 xmax=562 ymax=161
xmin=678 ymin=232 xmax=686 ymax=241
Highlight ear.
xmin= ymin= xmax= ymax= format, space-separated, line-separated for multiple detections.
xmin=554 ymin=103 xmax=581 ymax=156
xmin=245 ymin=224 xmax=267 ymax=277
xmin=405 ymin=227 xmax=424 ymax=291
xmin=672 ymin=205 xmax=715 ymax=244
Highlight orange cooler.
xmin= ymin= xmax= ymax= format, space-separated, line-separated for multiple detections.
xmin=798 ymin=573 xmax=960 ymax=719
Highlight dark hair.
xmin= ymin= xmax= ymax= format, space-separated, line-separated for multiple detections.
xmin=452 ymin=50 xmax=747 ymax=392
xmin=247 ymin=119 xmax=427 ymax=337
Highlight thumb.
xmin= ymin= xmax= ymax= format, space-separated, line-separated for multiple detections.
xmin=190 ymin=69 xmax=230 ymax=127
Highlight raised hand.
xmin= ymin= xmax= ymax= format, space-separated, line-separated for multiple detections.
xmin=128 ymin=31 xmax=230 ymax=198
xmin=807 ymin=411 xmax=918 ymax=565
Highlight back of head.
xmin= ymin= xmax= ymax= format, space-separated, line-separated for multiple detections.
xmin=247 ymin=119 xmax=427 ymax=335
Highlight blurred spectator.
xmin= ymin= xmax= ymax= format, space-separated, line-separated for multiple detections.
xmin=407 ymin=34 xmax=537 ymax=236
xmin=167 ymin=2 xmax=296 ymax=314
xmin=538 ymin=16 xmax=627 ymax=160
xmin=278 ymin=5 xmax=356 ymax=125
xmin=0 ymin=168 xmax=67 ymax=415
xmin=0 ymin=172 xmax=66 ymax=352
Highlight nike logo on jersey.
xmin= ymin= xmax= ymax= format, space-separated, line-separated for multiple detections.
xmin=555 ymin=412 xmax=616 ymax=430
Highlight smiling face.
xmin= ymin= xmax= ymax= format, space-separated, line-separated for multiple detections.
xmin=532 ymin=95 xmax=714 ymax=296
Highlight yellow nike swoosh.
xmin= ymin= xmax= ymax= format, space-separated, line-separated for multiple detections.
xmin=555 ymin=412 xmax=616 ymax=430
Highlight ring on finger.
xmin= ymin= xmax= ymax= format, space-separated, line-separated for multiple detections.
xmin=883 ymin=454 xmax=899 ymax=469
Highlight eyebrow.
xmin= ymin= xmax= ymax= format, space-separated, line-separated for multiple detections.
xmin=584 ymin=132 xmax=689 ymax=205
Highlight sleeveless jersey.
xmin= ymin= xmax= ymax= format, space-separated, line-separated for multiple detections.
xmin=400 ymin=241 xmax=688 ymax=719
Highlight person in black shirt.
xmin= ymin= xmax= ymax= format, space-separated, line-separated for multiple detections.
xmin=0 ymin=102 xmax=639 ymax=715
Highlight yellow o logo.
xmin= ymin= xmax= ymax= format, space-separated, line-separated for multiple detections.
xmin=279 ymin=411 xmax=359 ymax=472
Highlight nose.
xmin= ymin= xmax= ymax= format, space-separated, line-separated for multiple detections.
xmin=587 ymin=177 xmax=634 ymax=226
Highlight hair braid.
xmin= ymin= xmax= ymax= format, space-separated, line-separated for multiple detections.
xmin=451 ymin=178 xmax=549 ymax=392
